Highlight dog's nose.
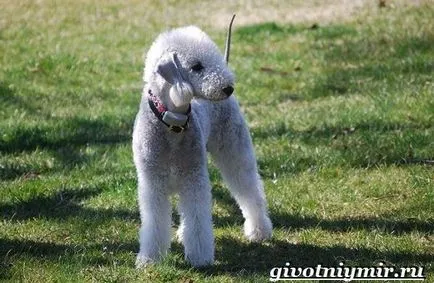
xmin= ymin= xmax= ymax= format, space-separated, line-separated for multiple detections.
xmin=222 ymin=86 xmax=234 ymax=96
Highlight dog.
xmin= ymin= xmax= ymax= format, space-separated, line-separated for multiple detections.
xmin=132 ymin=16 xmax=272 ymax=267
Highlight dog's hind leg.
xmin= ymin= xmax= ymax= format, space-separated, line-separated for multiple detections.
xmin=209 ymin=115 xmax=272 ymax=242
xmin=135 ymin=171 xmax=172 ymax=268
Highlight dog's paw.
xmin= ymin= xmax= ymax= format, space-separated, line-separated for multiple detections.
xmin=135 ymin=254 xmax=157 ymax=269
xmin=183 ymin=234 xmax=215 ymax=267
xmin=244 ymin=216 xmax=273 ymax=242
xmin=185 ymin=253 xmax=214 ymax=267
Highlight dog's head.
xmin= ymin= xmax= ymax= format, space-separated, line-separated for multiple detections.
xmin=144 ymin=25 xmax=235 ymax=105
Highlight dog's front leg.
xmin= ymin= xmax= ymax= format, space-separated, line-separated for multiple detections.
xmin=177 ymin=169 xmax=214 ymax=267
xmin=136 ymin=174 xmax=172 ymax=268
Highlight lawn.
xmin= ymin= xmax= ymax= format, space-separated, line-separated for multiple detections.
xmin=1 ymin=1 xmax=433 ymax=282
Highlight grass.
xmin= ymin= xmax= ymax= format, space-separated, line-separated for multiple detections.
xmin=1 ymin=1 xmax=433 ymax=282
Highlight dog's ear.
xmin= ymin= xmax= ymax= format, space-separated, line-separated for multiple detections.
xmin=157 ymin=52 xmax=188 ymax=85
xmin=157 ymin=52 xmax=194 ymax=107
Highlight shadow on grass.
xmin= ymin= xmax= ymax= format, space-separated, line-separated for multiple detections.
xmin=0 ymin=117 xmax=132 ymax=154
xmin=269 ymin=211 xmax=434 ymax=235
xmin=0 ymin=186 xmax=138 ymax=222
xmin=0 ymin=83 xmax=133 ymax=180
xmin=251 ymin=119 xmax=433 ymax=178
xmin=4 ymin=182 xmax=430 ymax=235
xmin=0 ymin=185 xmax=431 ymax=279
xmin=0 ymin=238 xmax=139 ymax=280
xmin=0 ymin=186 xmax=139 ymax=279
xmin=211 ymin=204 xmax=434 ymax=236
xmin=0 ymin=84 xmax=47 ymax=118
xmin=209 ymin=180 xmax=434 ymax=235
xmin=208 ymin=236 xmax=434 ymax=276
xmin=1 ymin=236 xmax=432 ymax=280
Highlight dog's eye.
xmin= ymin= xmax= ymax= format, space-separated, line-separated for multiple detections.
xmin=191 ymin=62 xmax=204 ymax=72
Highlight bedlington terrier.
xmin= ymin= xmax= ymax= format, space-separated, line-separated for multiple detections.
xmin=132 ymin=16 xmax=272 ymax=268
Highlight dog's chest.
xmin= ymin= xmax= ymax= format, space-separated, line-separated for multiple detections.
xmin=153 ymin=129 xmax=202 ymax=167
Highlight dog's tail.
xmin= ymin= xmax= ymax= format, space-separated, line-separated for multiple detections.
xmin=224 ymin=14 xmax=236 ymax=64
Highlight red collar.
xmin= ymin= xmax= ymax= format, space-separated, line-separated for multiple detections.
xmin=147 ymin=89 xmax=191 ymax=133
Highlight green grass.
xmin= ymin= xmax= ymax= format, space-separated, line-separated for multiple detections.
xmin=1 ymin=1 xmax=433 ymax=282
